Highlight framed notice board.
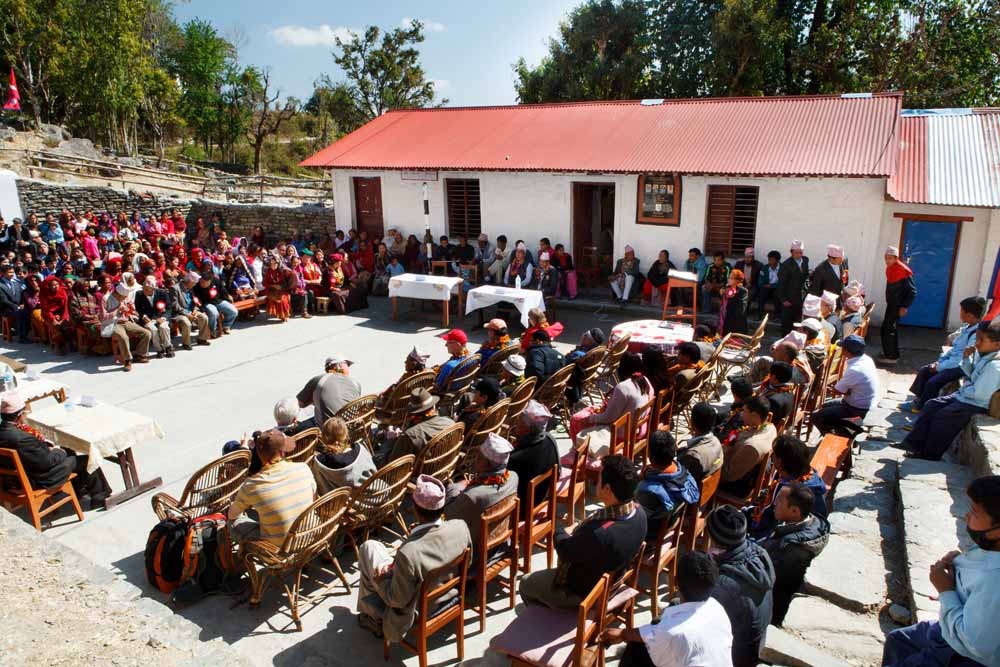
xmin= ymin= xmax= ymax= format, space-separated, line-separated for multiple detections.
xmin=636 ymin=173 xmax=682 ymax=226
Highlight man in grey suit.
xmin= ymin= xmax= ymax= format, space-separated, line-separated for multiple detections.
xmin=445 ymin=432 xmax=519 ymax=562
xmin=357 ymin=475 xmax=472 ymax=641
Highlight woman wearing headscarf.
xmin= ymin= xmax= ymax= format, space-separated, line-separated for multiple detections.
xmin=322 ymin=253 xmax=351 ymax=314
xmin=301 ymin=250 xmax=323 ymax=298
xmin=70 ymin=279 xmax=105 ymax=355
xmin=643 ymin=249 xmax=675 ymax=305
xmin=39 ymin=276 xmax=73 ymax=353
xmin=118 ymin=272 xmax=141 ymax=301
xmin=288 ymin=255 xmax=313 ymax=318
xmin=186 ymin=247 xmax=205 ymax=273
xmin=263 ymin=255 xmax=291 ymax=322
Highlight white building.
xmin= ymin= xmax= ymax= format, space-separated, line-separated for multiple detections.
xmin=302 ymin=95 xmax=1000 ymax=329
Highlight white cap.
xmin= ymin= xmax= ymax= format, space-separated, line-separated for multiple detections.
xmin=790 ymin=240 xmax=804 ymax=252
xmin=772 ymin=331 xmax=807 ymax=351
xmin=521 ymin=400 xmax=551 ymax=427
xmin=820 ymin=290 xmax=839 ymax=307
xmin=794 ymin=318 xmax=824 ymax=334
xmin=802 ymin=293 xmax=822 ymax=317
xmin=480 ymin=432 xmax=514 ymax=466
xmin=502 ymin=354 xmax=526 ymax=377
xmin=885 ymin=246 xmax=900 ymax=257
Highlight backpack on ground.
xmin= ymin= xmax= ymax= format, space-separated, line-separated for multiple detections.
xmin=144 ymin=513 xmax=237 ymax=595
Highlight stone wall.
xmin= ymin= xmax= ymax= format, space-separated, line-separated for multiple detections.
xmin=186 ymin=200 xmax=335 ymax=241
xmin=15 ymin=178 xmax=192 ymax=218
xmin=14 ymin=177 xmax=336 ymax=241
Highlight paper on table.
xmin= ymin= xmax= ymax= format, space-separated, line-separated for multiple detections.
xmin=668 ymin=269 xmax=699 ymax=282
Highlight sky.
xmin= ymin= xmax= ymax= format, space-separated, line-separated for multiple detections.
xmin=172 ymin=0 xmax=581 ymax=106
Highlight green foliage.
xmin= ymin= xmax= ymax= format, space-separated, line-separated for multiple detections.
xmin=514 ymin=0 xmax=653 ymax=103
xmin=168 ymin=18 xmax=234 ymax=153
xmin=330 ymin=20 xmax=444 ymax=122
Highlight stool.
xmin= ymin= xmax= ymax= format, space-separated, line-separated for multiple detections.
xmin=662 ymin=277 xmax=698 ymax=326
xmin=315 ymin=297 xmax=330 ymax=314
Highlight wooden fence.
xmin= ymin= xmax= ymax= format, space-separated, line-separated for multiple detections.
xmin=0 ymin=148 xmax=332 ymax=205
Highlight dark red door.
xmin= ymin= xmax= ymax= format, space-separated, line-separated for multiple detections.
xmin=353 ymin=177 xmax=384 ymax=239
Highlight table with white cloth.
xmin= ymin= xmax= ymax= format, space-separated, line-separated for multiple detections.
xmin=465 ymin=285 xmax=545 ymax=328
xmin=388 ymin=273 xmax=464 ymax=326
xmin=15 ymin=374 xmax=69 ymax=405
xmin=26 ymin=402 xmax=164 ymax=509
xmin=611 ymin=319 xmax=695 ymax=354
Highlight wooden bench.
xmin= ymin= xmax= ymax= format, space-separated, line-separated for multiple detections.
xmin=234 ymin=296 xmax=265 ymax=320
xmin=810 ymin=433 xmax=852 ymax=502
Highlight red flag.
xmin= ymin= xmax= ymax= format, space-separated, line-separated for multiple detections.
xmin=3 ymin=67 xmax=21 ymax=111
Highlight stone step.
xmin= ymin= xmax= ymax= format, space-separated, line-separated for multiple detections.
xmin=895 ymin=457 xmax=975 ymax=622
xmin=804 ymin=534 xmax=887 ymax=612
xmin=955 ymin=415 xmax=1000 ymax=477
xmin=762 ymin=625 xmax=854 ymax=667
xmin=781 ymin=596 xmax=885 ymax=666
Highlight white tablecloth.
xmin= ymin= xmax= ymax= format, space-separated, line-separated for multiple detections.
xmin=611 ymin=319 xmax=695 ymax=354
xmin=465 ymin=285 xmax=545 ymax=327
xmin=26 ymin=403 xmax=164 ymax=473
xmin=388 ymin=274 xmax=462 ymax=302
xmin=14 ymin=374 xmax=69 ymax=404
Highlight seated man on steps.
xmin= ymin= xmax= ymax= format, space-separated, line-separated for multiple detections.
xmin=900 ymin=297 xmax=986 ymax=414
xmin=749 ymin=434 xmax=827 ymax=540
xmin=519 ymin=454 xmax=647 ymax=609
xmin=357 ymin=475 xmax=472 ymax=641
xmin=883 ymin=475 xmax=1000 ymax=667
xmin=903 ymin=321 xmax=1000 ymax=461
xmin=601 ymin=551 xmax=734 ymax=667
xmin=811 ymin=335 xmax=879 ymax=435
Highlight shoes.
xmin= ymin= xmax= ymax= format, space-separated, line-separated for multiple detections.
xmin=877 ymin=356 xmax=899 ymax=365
xmin=181 ymin=343 xmax=192 ymax=351
xmin=165 ymin=348 xmax=175 ymax=358
xmin=156 ymin=351 xmax=164 ymax=359
xmin=18 ymin=336 xmax=29 ymax=344
xmin=898 ymin=400 xmax=920 ymax=414
xmin=123 ymin=361 xmax=132 ymax=372
xmin=134 ymin=356 xmax=149 ymax=364
xmin=303 ymin=313 xmax=312 ymax=319
xmin=197 ymin=339 xmax=211 ymax=346
xmin=357 ymin=613 xmax=384 ymax=639
xmin=223 ymin=328 xmax=232 ymax=335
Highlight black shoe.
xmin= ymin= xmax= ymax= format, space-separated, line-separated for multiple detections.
xmin=156 ymin=351 xmax=164 ymax=359
xmin=18 ymin=336 xmax=29 ymax=344
xmin=181 ymin=343 xmax=192 ymax=351
xmin=197 ymin=339 xmax=211 ymax=346
xmin=357 ymin=613 xmax=384 ymax=638
xmin=165 ymin=348 xmax=175 ymax=358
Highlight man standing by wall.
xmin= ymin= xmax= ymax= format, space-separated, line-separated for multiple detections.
xmin=879 ymin=246 xmax=916 ymax=366
xmin=777 ymin=240 xmax=809 ymax=335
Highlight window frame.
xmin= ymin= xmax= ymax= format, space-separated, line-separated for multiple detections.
xmin=704 ymin=184 xmax=760 ymax=257
xmin=444 ymin=178 xmax=482 ymax=239
xmin=635 ymin=173 xmax=682 ymax=227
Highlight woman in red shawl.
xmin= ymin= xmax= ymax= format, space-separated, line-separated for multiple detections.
xmin=263 ymin=255 xmax=291 ymax=322
xmin=519 ymin=307 xmax=564 ymax=352
xmin=40 ymin=276 xmax=73 ymax=354
xmin=880 ymin=245 xmax=917 ymax=365
xmin=187 ymin=247 xmax=205 ymax=273
xmin=105 ymin=253 xmax=124 ymax=282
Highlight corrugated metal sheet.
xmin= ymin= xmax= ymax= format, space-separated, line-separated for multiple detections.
xmin=888 ymin=110 xmax=1000 ymax=207
xmin=301 ymin=94 xmax=902 ymax=177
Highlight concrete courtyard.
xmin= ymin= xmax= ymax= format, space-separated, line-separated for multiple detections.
xmin=0 ymin=297 xmax=938 ymax=666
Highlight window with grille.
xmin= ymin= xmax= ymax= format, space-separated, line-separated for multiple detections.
xmin=704 ymin=185 xmax=759 ymax=256
xmin=445 ymin=179 xmax=482 ymax=238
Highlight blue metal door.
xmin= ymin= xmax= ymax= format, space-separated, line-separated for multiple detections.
xmin=900 ymin=219 xmax=959 ymax=328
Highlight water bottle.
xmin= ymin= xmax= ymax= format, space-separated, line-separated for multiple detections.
xmin=515 ymin=275 xmax=522 ymax=290
xmin=2 ymin=366 xmax=13 ymax=393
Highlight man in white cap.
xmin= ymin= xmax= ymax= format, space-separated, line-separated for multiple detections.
xmin=535 ymin=251 xmax=559 ymax=298
xmin=508 ymin=400 xmax=560 ymax=509
xmin=474 ymin=233 xmax=493 ymax=265
xmin=101 ymin=280 xmax=152 ymax=372
xmin=819 ymin=290 xmax=843 ymax=343
xmin=795 ymin=318 xmax=828 ymax=375
xmin=777 ymin=239 xmax=810 ymax=335
xmin=296 ymin=354 xmax=362 ymax=428
xmin=0 ymin=392 xmax=111 ymax=510
xmin=880 ymin=245 xmax=916 ymax=365
xmin=445 ymin=432 xmax=518 ymax=560
xmin=841 ymin=295 xmax=866 ymax=338
xmin=499 ymin=353 xmax=527 ymax=396
xmin=809 ymin=244 xmax=848 ymax=302
xmin=733 ymin=247 xmax=763 ymax=313
xmin=357 ymin=474 xmax=472 ymax=641
xmin=609 ymin=245 xmax=642 ymax=304
xmin=478 ymin=318 xmax=511 ymax=364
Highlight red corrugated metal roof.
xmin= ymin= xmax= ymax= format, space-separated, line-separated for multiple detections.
xmin=888 ymin=110 xmax=1000 ymax=207
xmin=301 ymin=94 xmax=902 ymax=177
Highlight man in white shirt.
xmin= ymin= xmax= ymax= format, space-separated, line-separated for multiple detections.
xmin=602 ymin=551 xmax=733 ymax=667
xmin=811 ymin=335 xmax=880 ymax=435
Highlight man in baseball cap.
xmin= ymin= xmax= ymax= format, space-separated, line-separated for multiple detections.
xmin=356 ymin=473 xmax=472 ymax=640
xmin=296 ymin=354 xmax=362 ymax=429
xmin=479 ymin=318 xmax=510 ymax=364
xmin=434 ymin=329 xmax=470 ymax=390
xmin=811 ymin=334 xmax=879 ymax=435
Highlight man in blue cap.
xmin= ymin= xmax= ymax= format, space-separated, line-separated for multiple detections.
xmin=811 ymin=335 xmax=880 ymax=435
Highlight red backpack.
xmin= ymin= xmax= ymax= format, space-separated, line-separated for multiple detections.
xmin=144 ymin=513 xmax=237 ymax=594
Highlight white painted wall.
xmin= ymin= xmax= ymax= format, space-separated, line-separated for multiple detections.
xmin=874 ymin=203 xmax=994 ymax=330
xmin=330 ymin=168 xmax=996 ymax=329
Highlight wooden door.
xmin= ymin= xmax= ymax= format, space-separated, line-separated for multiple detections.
xmin=353 ymin=177 xmax=384 ymax=239
xmin=900 ymin=218 xmax=960 ymax=328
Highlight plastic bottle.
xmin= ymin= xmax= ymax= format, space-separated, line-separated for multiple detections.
xmin=515 ymin=275 xmax=522 ymax=290
xmin=2 ymin=366 xmax=13 ymax=393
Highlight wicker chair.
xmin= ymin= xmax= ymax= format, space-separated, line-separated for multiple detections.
xmin=575 ymin=345 xmax=609 ymax=406
xmin=343 ymin=455 xmax=416 ymax=557
xmin=286 ymin=427 xmax=320 ymax=465
xmin=481 ymin=344 xmax=520 ymax=379
xmin=531 ymin=364 xmax=575 ymax=426
xmin=456 ymin=399 xmax=510 ymax=478
xmin=596 ymin=333 xmax=630 ymax=392
xmin=151 ymin=450 xmax=251 ymax=521
xmin=713 ymin=316 xmax=768 ymax=386
xmin=501 ymin=376 xmax=537 ymax=437
xmin=411 ymin=422 xmax=466 ymax=483
xmin=473 ymin=495 xmax=520 ymax=632
xmin=335 ymin=393 xmax=378 ymax=451
xmin=377 ymin=370 xmax=436 ymax=429
xmin=242 ymin=487 xmax=352 ymax=631
xmin=435 ymin=354 xmax=482 ymax=417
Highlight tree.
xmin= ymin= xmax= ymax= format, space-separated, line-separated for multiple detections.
xmin=168 ymin=18 xmax=233 ymax=154
xmin=648 ymin=0 xmax=723 ymax=97
xmin=514 ymin=0 xmax=653 ymax=103
xmin=331 ymin=19 xmax=444 ymax=122
xmin=139 ymin=66 xmax=182 ymax=160
xmin=245 ymin=68 xmax=298 ymax=173
xmin=306 ymin=77 xmax=366 ymax=141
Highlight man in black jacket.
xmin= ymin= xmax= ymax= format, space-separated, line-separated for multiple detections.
xmin=192 ymin=264 xmax=238 ymax=336
xmin=520 ymin=454 xmax=646 ymax=608
xmin=524 ymin=330 xmax=565 ymax=385
xmin=756 ymin=483 xmax=830 ymax=626
xmin=808 ymin=244 xmax=847 ymax=302
xmin=0 ymin=393 xmax=109 ymax=509
xmin=0 ymin=263 xmax=29 ymax=342
xmin=879 ymin=246 xmax=917 ymax=365
xmin=777 ymin=240 xmax=810 ymax=335
xmin=707 ymin=505 xmax=776 ymax=667
xmin=508 ymin=400 xmax=559 ymax=511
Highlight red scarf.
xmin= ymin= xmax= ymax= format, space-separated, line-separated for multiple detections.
xmin=886 ymin=260 xmax=913 ymax=284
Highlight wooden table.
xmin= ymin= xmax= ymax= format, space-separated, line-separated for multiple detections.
xmin=26 ymin=402 xmax=164 ymax=509
xmin=611 ymin=319 xmax=695 ymax=354
xmin=388 ymin=274 xmax=464 ymax=327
